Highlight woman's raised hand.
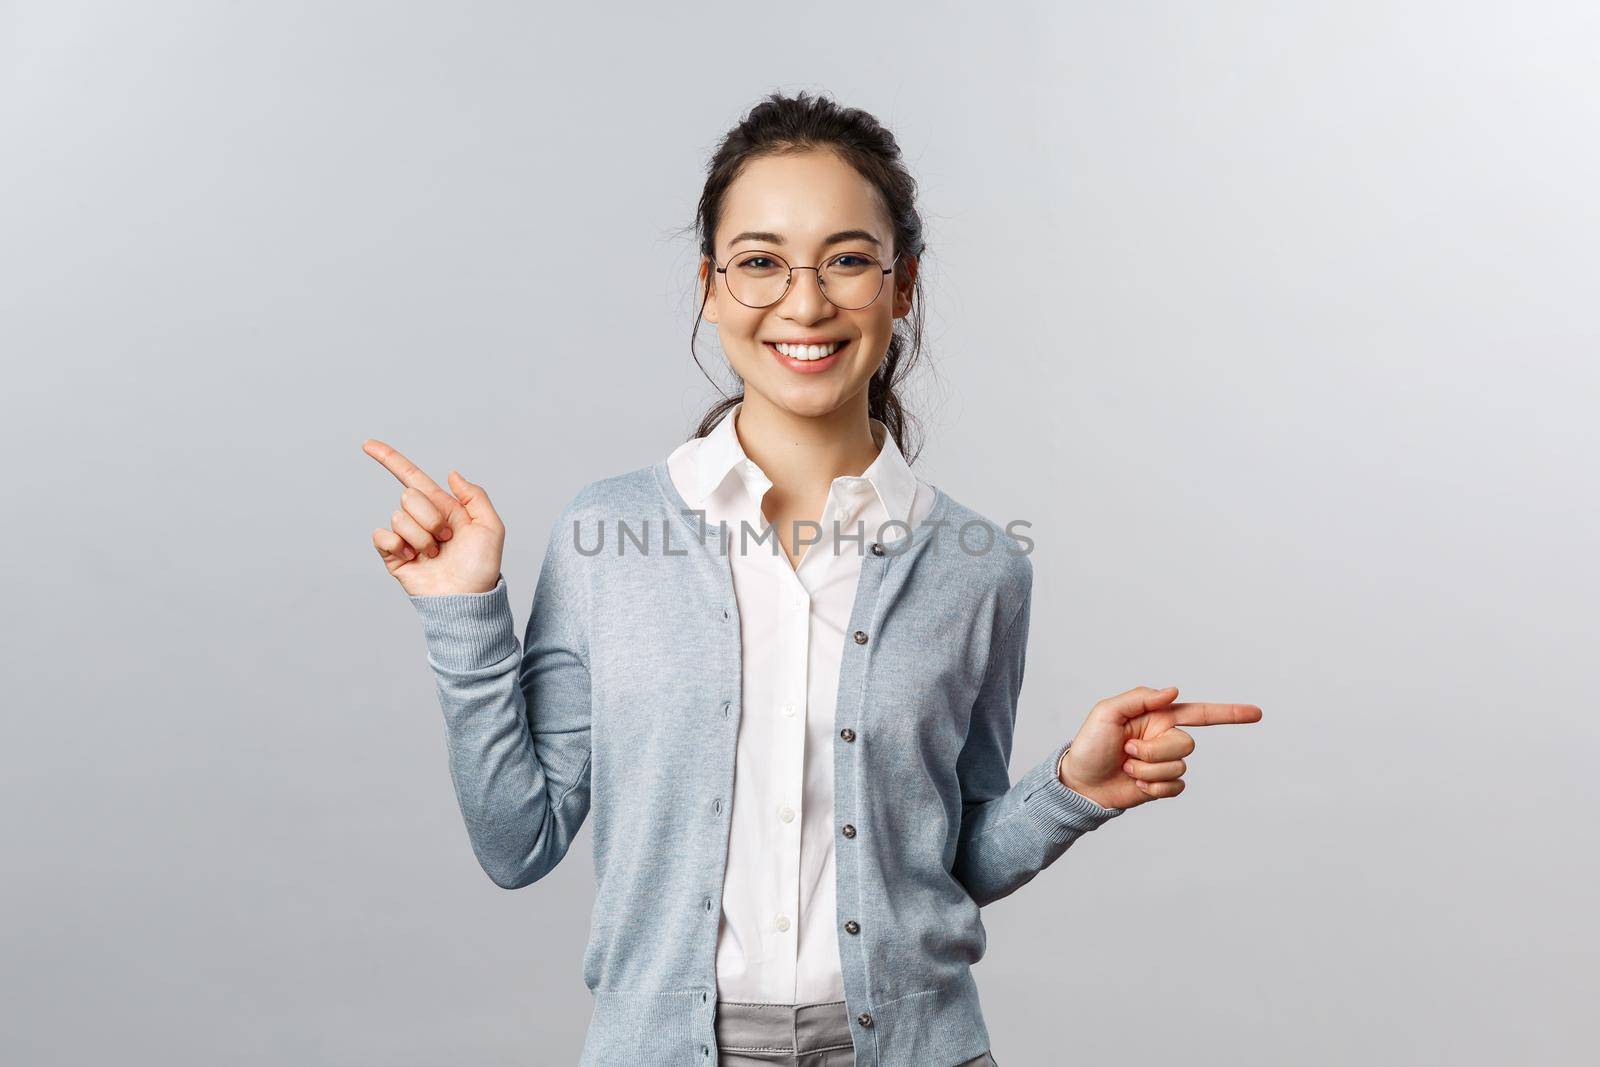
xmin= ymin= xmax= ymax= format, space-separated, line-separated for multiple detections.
xmin=1058 ymin=686 xmax=1263 ymax=810
xmin=363 ymin=438 xmax=505 ymax=597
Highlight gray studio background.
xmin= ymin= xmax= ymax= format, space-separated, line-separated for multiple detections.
xmin=3 ymin=2 xmax=1595 ymax=1064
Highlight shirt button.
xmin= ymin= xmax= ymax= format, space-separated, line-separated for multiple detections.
xmin=832 ymin=507 xmax=849 ymax=522
xmin=844 ymin=920 xmax=860 ymax=935
xmin=722 ymin=701 xmax=731 ymax=717
xmin=782 ymin=703 xmax=797 ymax=717
xmin=704 ymin=896 xmax=713 ymax=912
xmin=779 ymin=804 xmax=795 ymax=823
xmin=853 ymin=630 xmax=868 ymax=644
xmin=713 ymin=798 xmax=723 ymax=813
xmin=856 ymin=1011 xmax=873 ymax=1028
xmin=841 ymin=823 xmax=856 ymax=838
xmin=776 ymin=915 xmax=791 ymax=932
xmin=840 ymin=728 xmax=856 ymax=742
xmin=870 ymin=542 xmax=884 ymax=556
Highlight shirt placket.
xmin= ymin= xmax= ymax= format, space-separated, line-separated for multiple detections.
xmin=776 ymin=560 xmax=808 ymax=1000
xmin=734 ymin=460 xmax=808 ymax=999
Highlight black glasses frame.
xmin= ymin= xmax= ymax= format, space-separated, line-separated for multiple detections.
xmin=715 ymin=249 xmax=901 ymax=310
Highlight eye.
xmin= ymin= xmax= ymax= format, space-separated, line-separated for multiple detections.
xmin=832 ymin=254 xmax=871 ymax=267
xmin=734 ymin=254 xmax=783 ymax=273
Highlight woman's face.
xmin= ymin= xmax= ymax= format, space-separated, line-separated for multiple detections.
xmin=700 ymin=149 xmax=916 ymax=420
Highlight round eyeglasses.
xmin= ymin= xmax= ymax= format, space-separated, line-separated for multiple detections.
xmin=715 ymin=249 xmax=899 ymax=311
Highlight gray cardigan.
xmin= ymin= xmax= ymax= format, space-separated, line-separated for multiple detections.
xmin=408 ymin=459 xmax=1126 ymax=1067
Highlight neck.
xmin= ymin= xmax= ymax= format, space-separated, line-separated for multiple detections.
xmin=732 ymin=391 xmax=883 ymax=499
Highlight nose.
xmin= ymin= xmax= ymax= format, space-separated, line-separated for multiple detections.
xmin=775 ymin=266 xmax=835 ymax=321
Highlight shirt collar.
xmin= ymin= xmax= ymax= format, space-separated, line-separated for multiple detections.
xmin=688 ymin=400 xmax=919 ymax=526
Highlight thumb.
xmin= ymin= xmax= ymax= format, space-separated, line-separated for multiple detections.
xmin=1092 ymin=685 xmax=1179 ymax=726
xmin=447 ymin=470 xmax=503 ymax=529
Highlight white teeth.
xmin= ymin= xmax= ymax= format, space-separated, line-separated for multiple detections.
xmin=773 ymin=340 xmax=843 ymax=360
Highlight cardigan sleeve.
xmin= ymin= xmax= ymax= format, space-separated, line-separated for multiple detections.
xmin=407 ymin=506 xmax=593 ymax=890
xmin=949 ymin=565 xmax=1126 ymax=908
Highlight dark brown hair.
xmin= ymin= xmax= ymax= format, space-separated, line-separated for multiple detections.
xmin=685 ymin=90 xmax=929 ymax=463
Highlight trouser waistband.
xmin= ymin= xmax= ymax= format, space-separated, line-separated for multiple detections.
xmin=714 ymin=999 xmax=853 ymax=1056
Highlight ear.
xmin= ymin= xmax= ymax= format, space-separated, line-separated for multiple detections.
xmin=699 ymin=257 xmax=720 ymax=325
xmin=890 ymin=254 xmax=918 ymax=319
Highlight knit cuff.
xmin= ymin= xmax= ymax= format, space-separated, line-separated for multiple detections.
xmin=408 ymin=574 xmax=518 ymax=671
xmin=1018 ymin=738 xmax=1126 ymax=845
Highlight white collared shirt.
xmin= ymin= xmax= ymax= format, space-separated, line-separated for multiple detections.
xmin=665 ymin=401 xmax=936 ymax=1005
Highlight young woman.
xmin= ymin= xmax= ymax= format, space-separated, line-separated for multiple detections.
xmin=364 ymin=91 xmax=1261 ymax=1067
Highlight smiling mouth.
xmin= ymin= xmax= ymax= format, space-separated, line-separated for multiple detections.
xmin=764 ymin=339 xmax=849 ymax=361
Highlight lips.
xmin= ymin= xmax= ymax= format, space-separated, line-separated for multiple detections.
xmin=764 ymin=338 xmax=850 ymax=373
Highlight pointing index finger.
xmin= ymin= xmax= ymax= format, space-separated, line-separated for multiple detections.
xmin=1168 ymin=702 xmax=1263 ymax=728
xmin=363 ymin=438 xmax=446 ymax=496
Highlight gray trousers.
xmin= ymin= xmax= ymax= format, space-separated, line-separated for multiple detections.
xmin=713 ymin=999 xmax=997 ymax=1067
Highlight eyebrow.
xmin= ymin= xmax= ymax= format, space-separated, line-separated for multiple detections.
xmin=728 ymin=229 xmax=882 ymax=249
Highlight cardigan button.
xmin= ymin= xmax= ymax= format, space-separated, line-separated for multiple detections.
xmin=841 ymin=823 xmax=856 ymax=838
xmin=856 ymin=1011 xmax=874 ymax=1028
xmin=840 ymin=728 xmax=855 ymax=742
xmin=870 ymin=542 xmax=884 ymax=556
xmin=844 ymin=919 xmax=860 ymax=935
xmin=852 ymin=630 xmax=868 ymax=644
